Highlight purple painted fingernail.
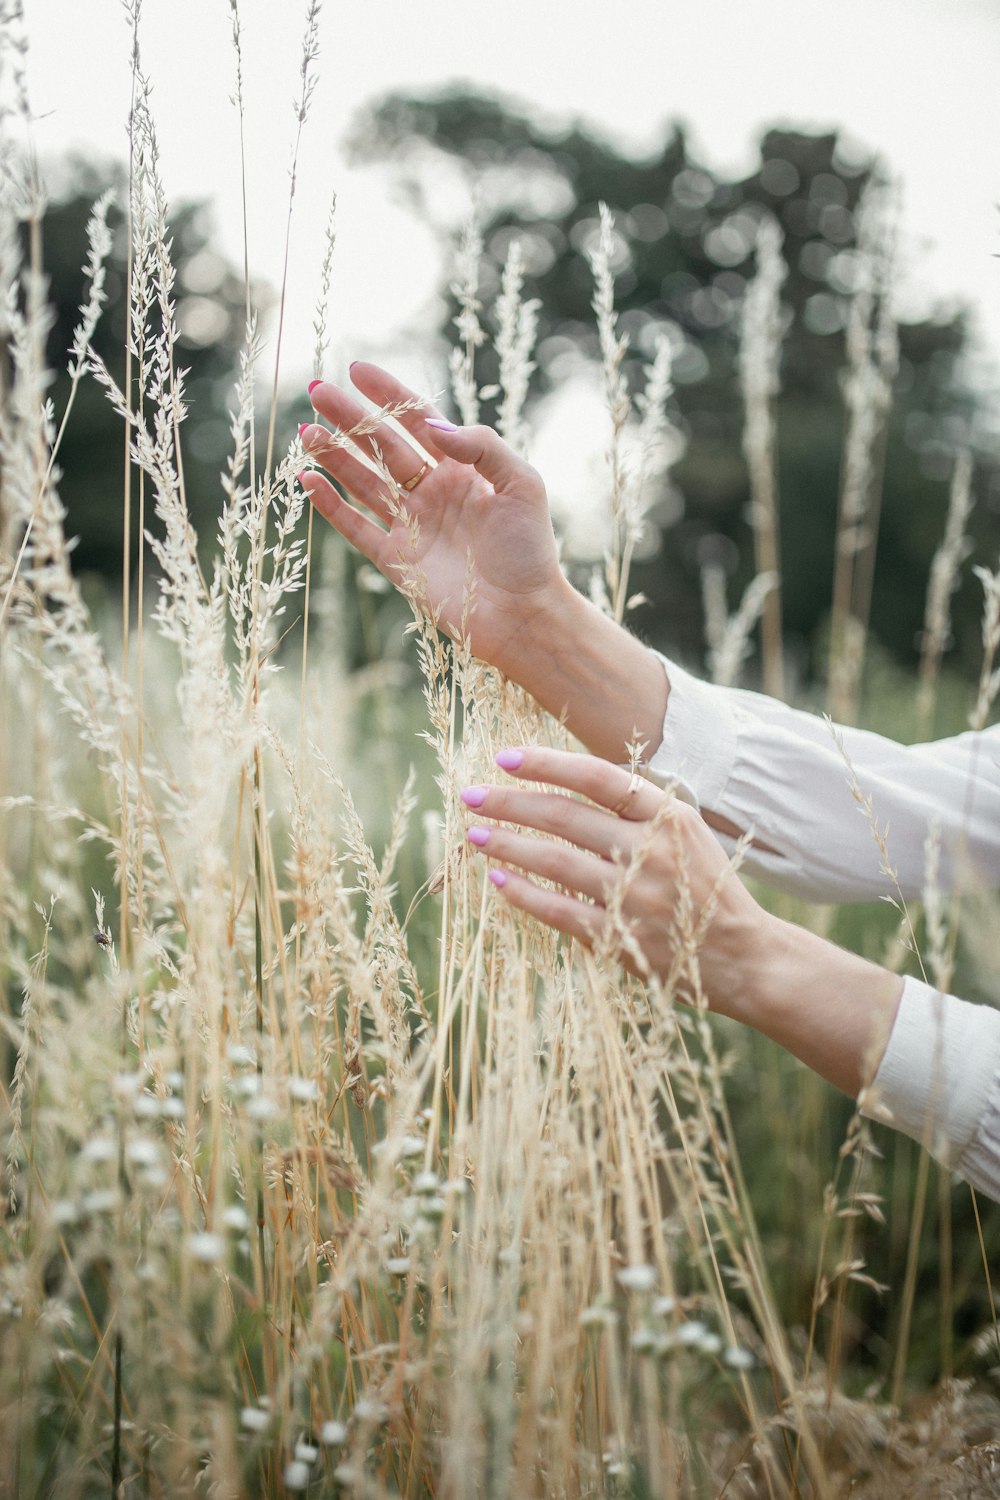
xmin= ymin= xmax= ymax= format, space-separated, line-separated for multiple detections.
xmin=467 ymin=826 xmax=490 ymax=847
xmin=495 ymin=749 xmax=524 ymax=771
xmin=460 ymin=786 xmax=488 ymax=808
xmin=308 ymin=379 xmax=323 ymax=394
xmin=426 ymin=417 xmax=459 ymax=432
xmin=489 ymin=869 xmax=507 ymax=889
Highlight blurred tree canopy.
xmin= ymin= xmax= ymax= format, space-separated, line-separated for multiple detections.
xmin=350 ymin=91 xmax=1000 ymax=687
xmin=31 ymin=156 xmax=263 ymax=583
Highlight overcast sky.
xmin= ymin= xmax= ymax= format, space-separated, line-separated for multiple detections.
xmin=17 ymin=0 xmax=1000 ymax=401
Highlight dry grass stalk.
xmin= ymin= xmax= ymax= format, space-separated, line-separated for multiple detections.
xmin=917 ymin=450 xmax=975 ymax=737
xmin=827 ymin=176 xmax=900 ymax=723
xmin=739 ymin=215 xmax=787 ymax=700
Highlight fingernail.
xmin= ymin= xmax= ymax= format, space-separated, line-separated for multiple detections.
xmin=426 ymin=417 xmax=458 ymax=432
xmin=308 ymin=379 xmax=323 ymax=394
xmin=495 ymin=749 xmax=524 ymax=771
xmin=299 ymin=423 xmax=321 ymax=447
xmin=297 ymin=470 xmax=311 ymax=486
xmin=298 ymin=422 xmax=310 ymax=437
xmin=349 ymin=360 xmax=360 ymax=373
xmin=460 ymin=786 xmax=488 ymax=808
xmin=489 ymin=869 xmax=507 ymax=889
xmin=467 ymin=826 xmax=490 ymax=847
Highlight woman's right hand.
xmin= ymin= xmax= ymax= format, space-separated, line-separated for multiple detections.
xmin=300 ymin=361 xmax=571 ymax=676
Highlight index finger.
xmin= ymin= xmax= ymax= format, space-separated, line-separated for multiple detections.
xmin=492 ymin=746 xmax=667 ymax=823
xmin=348 ymin=360 xmax=450 ymax=451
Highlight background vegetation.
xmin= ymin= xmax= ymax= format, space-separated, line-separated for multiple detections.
xmin=2 ymin=7 xmax=1000 ymax=1499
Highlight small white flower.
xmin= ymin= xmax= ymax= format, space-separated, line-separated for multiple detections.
xmin=412 ymin=1171 xmax=439 ymax=1194
xmin=652 ymin=1295 xmax=676 ymax=1317
xmin=80 ymin=1137 xmax=116 ymax=1164
xmin=223 ymin=1205 xmax=251 ymax=1232
xmin=630 ymin=1326 xmax=657 ymax=1352
xmin=159 ymin=1097 xmax=186 ymax=1120
xmin=51 ymin=1199 xmax=79 ymax=1226
xmin=246 ymin=1095 xmax=278 ymax=1122
xmin=288 ymin=1076 xmax=320 ymax=1103
xmin=133 ymin=1095 xmax=159 ymax=1119
xmin=698 ymin=1331 xmax=723 ymax=1356
xmin=723 ymin=1345 xmax=756 ymax=1371
xmin=675 ymin=1319 xmax=708 ymax=1346
xmin=82 ymin=1189 xmax=117 ymax=1215
xmin=580 ymin=1304 xmax=618 ymax=1328
xmin=112 ymin=1070 xmax=144 ymax=1097
xmin=294 ymin=1441 xmax=319 ymax=1463
xmin=396 ymin=1135 xmax=425 ymax=1160
xmin=240 ymin=1406 xmax=270 ymax=1432
xmin=385 ymin=1257 xmax=411 ymax=1276
xmin=353 ymin=1396 xmax=387 ymax=1423
xmin=187 ymin=1232 xmax=225 ymax=1264
xmin=320 ymin=1419 xmax=348 ymax=1445
xmin=165 ymin=1070 xmax=185 ymax=1091
xmin=617 ymin=1264 xmax=656 ymax=1293
xmin=283 ymin=1460 xmax=310 ymax=1490
xmin=227 ymin=1044 xmax=256 ymax=1068
xmin=126 ymin=1139 xmax=160 ymax=1167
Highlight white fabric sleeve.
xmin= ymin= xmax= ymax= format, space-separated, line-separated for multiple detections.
xmin=860 ymin=975 xmax=1000 ymax=1202
xmin=646 ymin=654 xmax=1000 ymax=904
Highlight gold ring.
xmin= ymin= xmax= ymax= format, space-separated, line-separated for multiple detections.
xmin=401 ymin=460 xmax=432 ymax=492
xmin=610 ymin=771 xmax=642 ymax=817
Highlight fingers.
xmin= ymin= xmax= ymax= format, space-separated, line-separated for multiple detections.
xmin=467 ymin=823 xmax=615 ymax=905
xmin=491 ymin=745 xmax=666 ymax=823
xmin=307 ymin=363 xmax=546 ymax=505
xmin=461 ymin=783 xmax=636 ymax=862
xmin=487 ymin=867 xmax=604 ymax=950
xmin=298 ymin=470 xmax=390 ymax=570
xmin=422 ymin=419 xmax=545 ymax=501
xmin=308 ymin=376 xmax=435 ymax=485
xmin=299 ymin=426 xmax=397 ymax=524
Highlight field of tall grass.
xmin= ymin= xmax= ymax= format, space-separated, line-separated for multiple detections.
xmin=2 ymin=4 xmax=1000 ymax=1497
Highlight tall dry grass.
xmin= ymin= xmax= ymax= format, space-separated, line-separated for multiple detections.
xmin=1 ymin=5 xmax=999 ymax=1499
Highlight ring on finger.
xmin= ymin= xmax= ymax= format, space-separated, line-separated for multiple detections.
xmin=610 ymin=771 xmax=642 ymax=818
xmin=400 ymin=459 xmax=432 ymax=491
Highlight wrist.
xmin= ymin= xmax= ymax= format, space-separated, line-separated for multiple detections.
xmin=723 ymin=913 xmax=903 ymax=1098
xmin=494 ymin=581 xmax=669 ymax=763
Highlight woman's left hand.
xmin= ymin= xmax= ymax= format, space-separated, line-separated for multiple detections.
xmin=461 ymin=746 xmax=768 ymax=1013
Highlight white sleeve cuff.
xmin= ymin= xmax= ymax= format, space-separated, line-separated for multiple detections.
xmin=646 ymin=655 xmax=740 ymax=810
xmin=860 ymin=975 xmax=1000 ymax=1168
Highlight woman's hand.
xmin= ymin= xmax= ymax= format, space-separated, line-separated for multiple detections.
xmin=460 ymin=745 xmax=766 ymax=1010
xmin=463 ymin=745 xmax=904 ymax=1098
xmin=299 ymin=363 xmax=671 ymax=763
xmin=300 ymin=362 xmax=570 ymax=679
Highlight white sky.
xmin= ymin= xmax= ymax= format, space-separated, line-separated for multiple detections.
xmin=17 ymin=0 xmax=1000 ymax=404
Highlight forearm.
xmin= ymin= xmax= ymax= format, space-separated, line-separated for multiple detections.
xmin=501 ymin=579 xmax=669 ymax=764
xmin=719 ymin=914 xmax=904 ymax=1098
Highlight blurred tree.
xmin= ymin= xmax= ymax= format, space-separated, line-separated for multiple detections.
xmin=350 ymin=92 xmax=1000 ymax=690
xmin=31 ymin=155 xmax=266 ymax=585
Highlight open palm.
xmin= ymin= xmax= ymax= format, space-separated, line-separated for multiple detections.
xmin=301 ymin=363 xmax=566 ymax=673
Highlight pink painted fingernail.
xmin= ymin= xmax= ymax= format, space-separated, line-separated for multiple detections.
xmin=489 ymin=869 xmax=507 ymax=889
xmin=426 ymin=417 xmax=458 ymax=432
xmin=308 ymin=379 xmax=323 ymax=394
xmin=297 ymin=470 xmax=311 ymax=486
xmin=467 ymin=826 xmax=490 ymax=847
xmin=495 ymin=749 xmax=524 ymax=771
xmin=460 ymin=786 xmax=488 ymax=808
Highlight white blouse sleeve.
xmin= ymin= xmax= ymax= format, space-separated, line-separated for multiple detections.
xmin=861 ymin=975 xmax=1000 ymax=1202
xmin=646 ymin=655 xmax=1000 ymax=904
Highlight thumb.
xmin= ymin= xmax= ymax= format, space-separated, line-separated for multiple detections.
xmin=425 ymin=418 xmax=546 ymax=501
